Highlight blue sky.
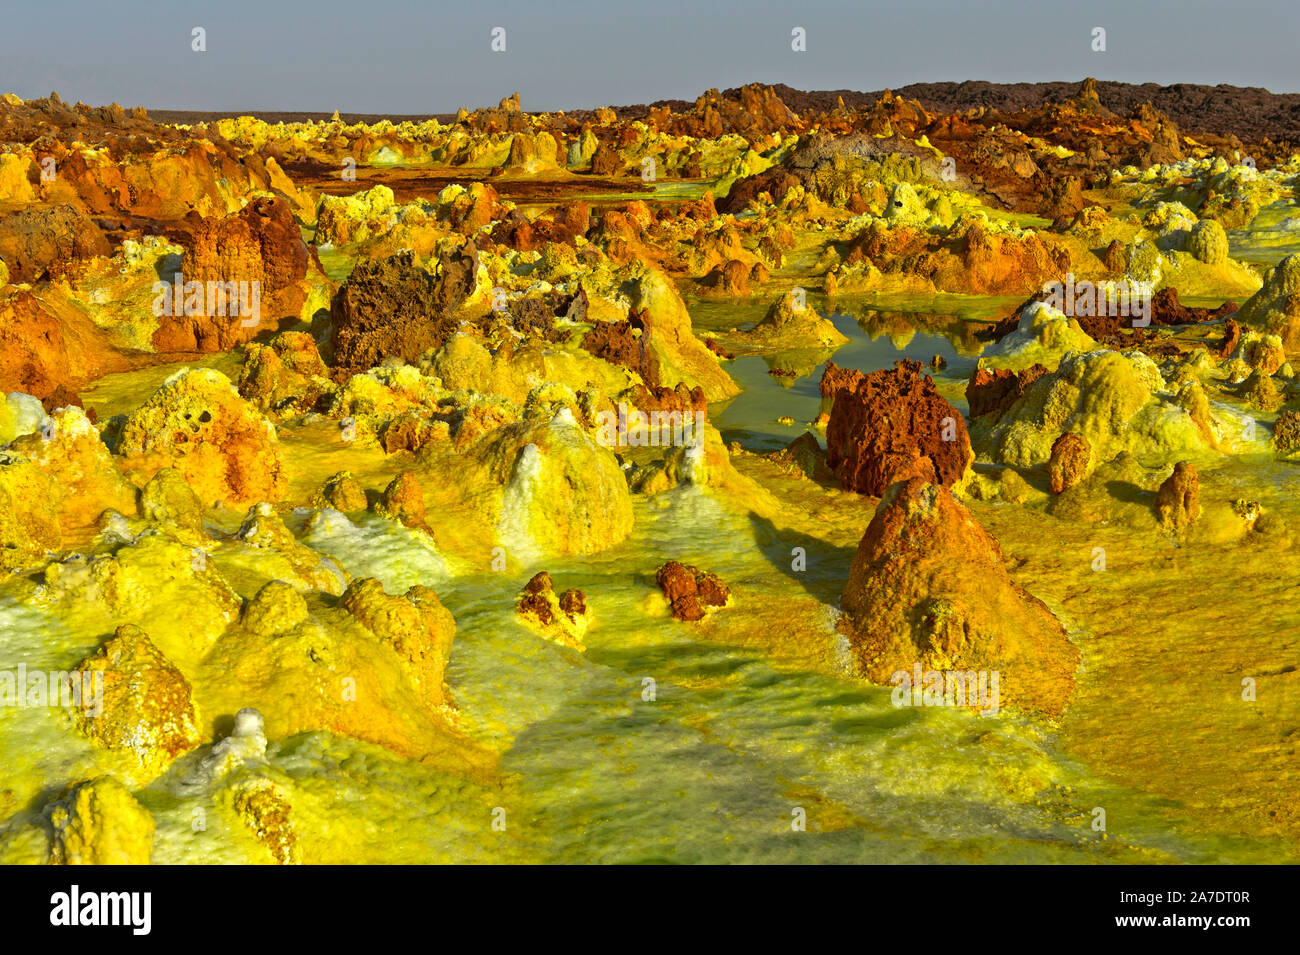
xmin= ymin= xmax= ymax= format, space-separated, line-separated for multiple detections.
xmin=1 ymin=0 xmax=1295 ymax=112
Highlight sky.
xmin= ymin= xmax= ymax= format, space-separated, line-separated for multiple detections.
xmin=1 ymin=0 xmax=1296 ymax=113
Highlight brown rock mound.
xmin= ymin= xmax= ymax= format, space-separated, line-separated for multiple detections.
xmin=155 ymin=196 xmax=317 ymax=351
xmin=1048 ymin=432 xmax=1090 ymax=494
xmin=0 ymin=204 xmax=111 ymax=283
xmin=516 ymin=571 xmax=591 ymax=650
xmin=1155 ymin=461 xmax=1200 ymax=530
xmin=489 ymin=211 xmax=578 ymax=252
xmin=701 ymin=260 xmax=751 ymax=295
xmin=373 ymin=471 xmax=429 ymax=532
xmin=840 ymin=478 xmax=1078 ymax=717
xmin=1043 ymin=175 xmax=1086 ymax=220
xmin=1217 ymin=317 xmax=1242 ymax=359
xmin=0 ymin=287 xmax=133 ymax=404
xmin=589 ymin=142 xmax=623 ymax=176
xmin=582 ymin=307 xmax=660 ymax=387
xmin=580 ymin=305 xmax=708 ymax=413
xmin=821 ymin=359 xmax=971 ymax=496
xmin=1072 ymin=286 xmax=1237 ymax=342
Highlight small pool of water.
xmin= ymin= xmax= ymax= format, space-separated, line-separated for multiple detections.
xmin=706 ymin=307 xmax=983 ymax=452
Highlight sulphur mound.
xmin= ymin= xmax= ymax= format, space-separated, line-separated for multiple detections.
xmin=196 ymin=584 xmax=478 ymax=766
xmin=340 ymin=577 xmax=456 ymax=708
xmin=732 ymin=290 xmax=850 ymax=351
xmin=45 ymin=776 xmax=155 ymax=865
xmin=979 ymin=301 xmax=1099 ymax=373
xmin=981 ymin=349 xmax=1226 ymax=469
xmin=1235 ymin=253 xmax=1300 ymax=352
xmin=117 ymin=367 xmax=287 ymax=508
xmin=427 ymin=330 xmax=633 ymax=408
xmin=315 ymin=184 xmax=398 ymax=245
xmin=627 ymin=267 xmax=740 ymax=401
xmin=479 ymin=408 xmax=634 ymax=557
xmin=0 ymin=406 xmax=137 ymax=572
xmin=840 ymin=478 xmax=1078 ymax=717
xmin=74 ymin=624 xmax=203 ymax=781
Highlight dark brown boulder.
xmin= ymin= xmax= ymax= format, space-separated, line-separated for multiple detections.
xmin=1043 ymin=175 xmax=1085 ymax=219
xmin=1150 ymin=287 xmax=1237 ymax=327
xmin=558 ymin=589 xmax=588 ymax=618
xmin=524 ymin=571 xmax=553 ymax=595
xmin=589 ymin=143 xmax=623 ymax=176
xmin=701 ymin=259 xmax=751 ymax=295
xmin=489 ymin=213 xmax=577 ymax=253
xmin=965 ymin=364 xmax=1049 ymax=421
xmin=329 ymin=250 xmax=470 ymax=374
xmin=1217 ymin=317 xmax=1241 ymax=360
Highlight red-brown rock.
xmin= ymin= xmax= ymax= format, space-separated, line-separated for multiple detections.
xmin=152 ymin=197 xmax=318 ymax=352
xmin=373 ymin=471 xmax=429 ymax=532
xmin=965 ymin=364 xmax=1048 ymax=420
xmin=1217 ymin=317 xmax=1241 ymax=360
xmin=821 ymin=359 xmax=972 ymax=496
xmin=655 ymin=560 xmax=730 ymax=621
xmin=0 ymin=287 xmax=132 ymax=403
xmin=1047 ymin=432 xmax=1090 ymax=493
